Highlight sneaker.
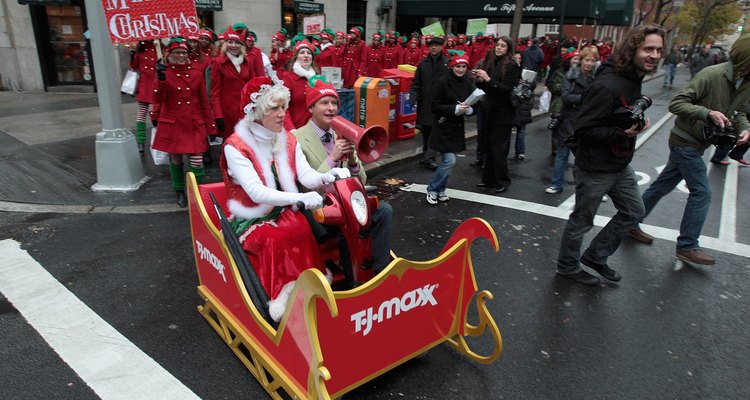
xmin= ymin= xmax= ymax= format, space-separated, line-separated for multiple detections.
xmin=732 ymin=158 xmax=750 ymax=166
xmin=426 ymin=192 xmax=438 ymax=205
xmin=495 ymin=185 xmax=507 ymax=193
xmin=676 ymin=249 xmax=716 ymax=265
xmin=545 ymin=186 xmax=562 ymax=194
xmin=711 ymin=159 xmax=730 ymax=166
xmin=438 ymin=192 xmax=449 ymax=202
xmin=516 ymin=154 xmax=526 ymax=160
xmin=628 ymin=228 xmax=654 ymax=244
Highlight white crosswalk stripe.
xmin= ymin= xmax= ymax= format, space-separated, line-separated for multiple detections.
xmin=0 ymin=239 xmax=199 ymax=400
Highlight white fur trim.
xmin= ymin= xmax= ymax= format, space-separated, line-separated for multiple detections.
xmin=268 ymin=281 xmax=295 ymax=322
xmin=227 ymin=198 xmax=276 ymax=221
xmin=320 ymin=42 xmax=333 ymax=51
xmin=293 ymin=61 xmax=315 ymax=80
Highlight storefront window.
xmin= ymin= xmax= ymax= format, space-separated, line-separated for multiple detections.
xmin=46 ymin=5 xmax=90 ymax=84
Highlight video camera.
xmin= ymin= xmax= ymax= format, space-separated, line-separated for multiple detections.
xmin=612 ymin=95 xmax=652 ymax=131
xmin=703 ymin=122 xmax=738 ymax=150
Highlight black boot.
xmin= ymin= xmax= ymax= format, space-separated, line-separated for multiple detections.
xmin=176 ymin=190 xmax=187 ymax=208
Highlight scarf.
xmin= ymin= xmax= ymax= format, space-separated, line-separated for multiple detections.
xmin=293 ymin=61 xmax=315 ymax=80
xmin=227 ymin=52 xmax=244 ymax=73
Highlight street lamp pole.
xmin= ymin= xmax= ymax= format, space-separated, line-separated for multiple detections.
xmin=84 ymin=0 xmax=147 ymax=192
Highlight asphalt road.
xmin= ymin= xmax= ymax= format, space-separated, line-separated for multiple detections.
xmin=2 ymin=69 xmax=749 ymax=399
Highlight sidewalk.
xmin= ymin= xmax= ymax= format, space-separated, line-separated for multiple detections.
xmin=0 ymin=70 xmax=663 ymax=213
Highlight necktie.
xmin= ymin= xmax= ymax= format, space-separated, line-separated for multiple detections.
xmin=323 ymin=131 xmax=333 ymax=143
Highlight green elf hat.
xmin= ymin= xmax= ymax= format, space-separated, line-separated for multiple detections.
xmin=247 ymin=30 xmax=258 ymax=41
xmin=232 ymin=23 xmax=248 ymax=32
xmin=446 ymin=49 xmax=465 ymax=56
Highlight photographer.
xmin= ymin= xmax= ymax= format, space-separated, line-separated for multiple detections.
xmin=556 ymin=26 xmax=664 ymax=286
xmin=631 ymin=35 xmax=750 ymax=265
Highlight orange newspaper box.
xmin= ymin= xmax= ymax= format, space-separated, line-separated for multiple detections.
xmin=380 ymin=68 xmax=416 ymax=141
xmin=354 ymin=77 xmax=391 ymax=135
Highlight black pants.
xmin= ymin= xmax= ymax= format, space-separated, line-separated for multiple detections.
xmin=482 ymin=124 xmax=513 ymax=187
xmin=420 ymin=125 xmax=436 ymax=160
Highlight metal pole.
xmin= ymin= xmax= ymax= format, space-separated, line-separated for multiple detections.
xmin=84 ymin=0 xmax=147 ymax=192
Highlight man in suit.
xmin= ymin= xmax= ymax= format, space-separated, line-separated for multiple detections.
xmin=294 ymin=78 xmax=393 ymax=282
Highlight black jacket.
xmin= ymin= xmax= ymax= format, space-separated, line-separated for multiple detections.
xmin=557 ymin=65 xmax=596 ymax=142
xmin=573 ymin=61 xmax=645 ymax=172
xmin=429 ymin=71 xmax=475 ymax=153
xmin=476 ymin=57 xmax=520 ymax=126
xmin=410 ymin=53 xmax=450 ymax=126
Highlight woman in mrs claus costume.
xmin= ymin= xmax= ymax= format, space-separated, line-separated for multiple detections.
xmin=220 ymin=76 xmax=350 ymax=322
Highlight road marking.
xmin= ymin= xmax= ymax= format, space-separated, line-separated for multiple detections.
xmin=402 ymin=184 xmax=750 ymax=257
xmin=720 ymin=162 xmax=738 ymax=242
xmin=0 ymin=239 xmax=199 ymax=400
xmin=558 ymin=112 xmax=675 ymax=211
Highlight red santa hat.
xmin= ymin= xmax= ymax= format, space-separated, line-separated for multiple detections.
xmin=223 ymin=26 xmax=246 ymax=44
xmin=372 ymin=33 xmax=382 ymax=41
xmin=240 ymin=76 xmax=289 ymax=116
xmin=306 ymin=76 xmax=339 ymax=108
xmin=165 ymin=38 xmax=189 ymax=53
xmin=320 ymin=31 xmax=332 ymax=41
xmin=563 ymin=50 xmax=579 ymax=62
xmin=272 ymin=29 xmax=288 ymax=42
xmin=200 ymin=28 xmax=217 ymax=41
xmin=448 ymin=53 xmax=470 ymax=68
xmin=293 ymin=40 xmax=315 ymax=56
xmin=349 ymin=26 xmax=363 ymax=38
xmin=335 ymin=31 xmax=346 ymax=39
xmin=187 ymin=34 xmax=199 ymax=41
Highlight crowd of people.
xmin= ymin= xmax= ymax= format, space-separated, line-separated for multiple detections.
xmin=130 ymin=22 xmax=750 ymax=299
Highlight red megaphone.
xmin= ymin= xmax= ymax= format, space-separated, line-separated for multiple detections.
xmin=330 ymin=116 xmax=388 ymax=164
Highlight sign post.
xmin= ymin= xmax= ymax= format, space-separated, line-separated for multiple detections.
xmin=86 ymin=0 xmax=146 ymax=191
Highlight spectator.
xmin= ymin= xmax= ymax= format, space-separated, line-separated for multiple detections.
xmin=632 ymin=35 xmax=750 ymax=265
xmin=513 ymin=52 xmax=534 ymax=160
xmin=150 ymin=38 xmax=216 ymax=207
xmin=663 ymin=45 xmax=679 ymax=88
xmin=689 ymin=44 xmax=715 ymax=78
xmin=472 ymin=36 xmax=520 ymax=193
xmin=522 ymin=37 xmax=545 ymax=72
xmin=411 ymin=36 xmax=450 ymax=170
xmin=555 ymin=25 xmax=665 ymax=285
xmin=425 ymin=53 xmax=475 ymax=205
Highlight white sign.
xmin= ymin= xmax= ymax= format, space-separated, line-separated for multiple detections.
xmin=303 ymin=14 xmax=325 ymax=35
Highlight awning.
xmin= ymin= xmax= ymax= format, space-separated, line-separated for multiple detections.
xmin=396 ymin=0 xmax=616 ymax=24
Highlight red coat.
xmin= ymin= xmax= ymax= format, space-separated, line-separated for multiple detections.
xmin=130 ymin=43 xmax=157 ymax=104
xmin=278 ymin=69 xmax=312 ymax=129
xmin=316 ymin=44 xmax=340 ymax=68
xmin=150 ymin=62 xmax=215 ymax=154
xmin=210 ymin=54 xmax=257 ymax=137
xmin=403 ymin=48 xmax=424 ymax=66
xmin=341 ymin=40 xmax=366 ymax=88
xmin=270 ymin=48 xmax=292 ymax=71
xmin=246 ymin=47 xmax=266 ymax=77
xmin=365 ymin=44 xmax=385 ymax=77
xmin=383 ymin=44 xmax=403 ymax=69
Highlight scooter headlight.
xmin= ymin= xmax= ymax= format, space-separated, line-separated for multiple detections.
xmin=350 ymin=190 xmax=368 ymax=226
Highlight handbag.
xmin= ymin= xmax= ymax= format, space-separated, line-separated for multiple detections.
xmin=121 ymin=69 xmax=138 ymax=95
xmin=150 ymin=127 xmax=170 ymax=165
xmin=538 ymin=89 xmax=551 ymax=113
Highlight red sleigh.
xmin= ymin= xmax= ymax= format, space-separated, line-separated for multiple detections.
xmin=187 ymin=166 xmax=502 ymax=399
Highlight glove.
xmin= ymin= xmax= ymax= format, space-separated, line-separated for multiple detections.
xmin=321 ymin=167 xmax=351 ymax=184
xmin=297 ymin=192 xmax=323 ymax=210
xmin=215 ymin=118 xmax=225 ymax=132
xmin=155 ymin=61 xmax=166 ymax=81
xmin=151 ymin=119 xmax=158 ymax=127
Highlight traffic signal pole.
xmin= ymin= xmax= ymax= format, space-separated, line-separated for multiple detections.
xmin=84 ymin=0 xmax=148 ymax=192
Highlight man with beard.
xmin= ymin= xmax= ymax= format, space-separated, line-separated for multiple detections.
xmin=555 ymin=25 xmax=665 ymax=285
